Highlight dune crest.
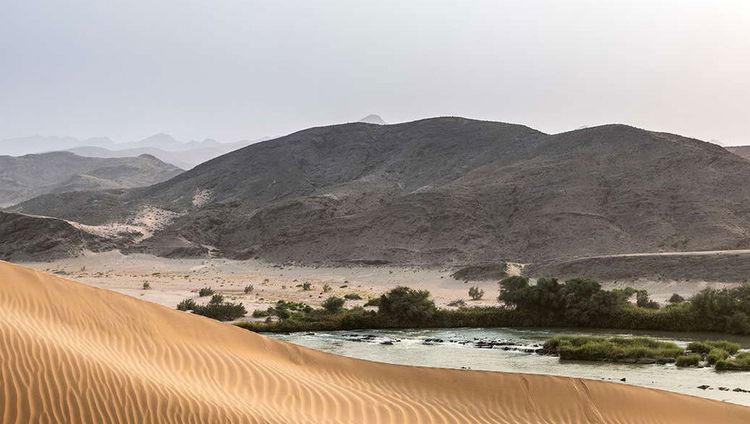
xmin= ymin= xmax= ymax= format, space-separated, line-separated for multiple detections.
xmin=1 ymin=261 xmax=748 ymax=423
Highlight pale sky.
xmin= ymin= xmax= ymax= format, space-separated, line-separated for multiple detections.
xmin=1 ymin=0 xmax=749 ymax=144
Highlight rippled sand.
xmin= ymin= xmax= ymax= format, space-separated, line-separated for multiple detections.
xmin=1 ymin=261 xmax=749 ymax=423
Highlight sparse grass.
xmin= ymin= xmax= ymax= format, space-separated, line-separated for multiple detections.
xmin=687 ymin=340 xmax=740 ymax=355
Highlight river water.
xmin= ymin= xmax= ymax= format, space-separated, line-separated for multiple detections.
xmin=270 ymin=327 xmax=750 ymax=406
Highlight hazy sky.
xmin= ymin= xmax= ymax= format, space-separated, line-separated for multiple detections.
xmin=1 ymin=0 xmax=749 ymax=144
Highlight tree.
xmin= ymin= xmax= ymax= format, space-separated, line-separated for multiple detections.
xmin=636 ymin=290 xmax=659 ymax=309
xmin=378 ymin=286 xmax=436 ymax=323
xmin=468 ymin=286 xmax=484 ymax=300
xmin=322 ymin=296 xmax=345 ymax=313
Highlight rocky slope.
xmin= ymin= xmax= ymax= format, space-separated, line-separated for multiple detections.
xmin=12 ymin=117 xmax=750 ymax=265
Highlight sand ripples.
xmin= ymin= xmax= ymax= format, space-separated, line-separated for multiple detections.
xmin=1 ymin=261 xmax=749 ymax=423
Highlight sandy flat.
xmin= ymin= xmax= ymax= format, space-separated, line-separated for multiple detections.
xmin=22 ymin=251 xmax=739 ymax=317
xmin=1 ymin=260 xmax=749 ymax=423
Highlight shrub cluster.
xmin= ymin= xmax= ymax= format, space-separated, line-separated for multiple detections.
xmin=198 ymin=287 xmax=215 ymax=297
xmin=176 ymin=294 xmax=246 ymax=321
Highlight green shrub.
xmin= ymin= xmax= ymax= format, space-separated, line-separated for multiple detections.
xmin=378 ymin=286 xmax=436 ymax=323
xmin=468 ymin=286 xmax=484 ymax=300
xmin=142 ymin=282 xmax=151 ymax=290
xmin=707 ymin=348 xmax=729 ymax=365
xmin=198 ymin=287 xmax=214 ymax=297
xmin=176 ymin=294 xmax=246 ymax=321
xmin=687 ymin=341 xmax=712 ymax=355
xmin=364 ymin=298 xmax=380 ymax=307
xmin=688 ymin=340 xmax=740 ymax=355
xmin=244 ymin=284 xmax=254 ymax=294
xmin=177 ymin=298 xmax=197 ymax=311
xmin=344 ymin=293 xmax=362 ymax=300
xmin=322 ymin=296 xmax=346 ymax=313
xmin=675 ymin=354 xmax=701 ymax=367
xmin=252 ymin=309 xmax=270 ymax=318
xmin=715 ymin=352 xmax=750 ymax=371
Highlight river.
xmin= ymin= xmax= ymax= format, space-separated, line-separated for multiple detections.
xmin=270 ymin=327 xmax=750 ymax=406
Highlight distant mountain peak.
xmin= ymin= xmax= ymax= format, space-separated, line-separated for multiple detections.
xmin=358 ymin=114 xmax=386 ymax=125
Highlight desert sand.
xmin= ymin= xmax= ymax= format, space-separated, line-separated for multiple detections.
xmin=1 ymin=260 xmax=749 ymax=423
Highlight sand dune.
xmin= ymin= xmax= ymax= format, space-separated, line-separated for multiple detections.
xmin=1 ymin=261 xmax=748 ymax=423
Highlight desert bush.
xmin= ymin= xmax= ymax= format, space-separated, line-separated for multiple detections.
xmin=302 ymin=282 xmax=312 ymax=291
xmin=176 ymin=294 xmax=246 ymax=321
xmin=198 ymin=287 xmax=214 ymax=297
xmin=322 ymin=296 xmax=346 ymax=313
xmin=244 ymin=284 xmax=254 ymax=294
xmin=675 ymin=354 xmax=701 ymax=367
xmin=142 ymin=282 xmax=150 ymax=290
xmin=636 ymin=290 xmax=660 ymax=309
xmin=447 ymin=299 xmax=466 ymax=307
xmin=468 ymin=286 xmax=484 ymax=300
xmin=177 ymin=298 xmax=197 ymax=311
xmin=252 ymin=309 xmax=270 ymax=318
xmin=364 ymin=297 xmax=381 ymax=307
xmin=344 ymin=293 xmax=362 ymax=300
xmin=323 ymin=283 xmax=332 ymax=293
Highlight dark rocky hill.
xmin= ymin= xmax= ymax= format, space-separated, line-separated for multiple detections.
xmin=12 ymin=117 xmax=750 ymax=265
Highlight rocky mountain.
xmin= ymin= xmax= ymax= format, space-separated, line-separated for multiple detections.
xmin=0 ymin=152 xmax=182 ymax=207
xmin=66 ymin=138 xmax=260 ymax=169
xmin=0 ymin=212 xmax=121 ymax=261
xmin=358 ymin=114 xmax=386 ymax=125
xmin=12 ymin=117 xmax=750 ymax=265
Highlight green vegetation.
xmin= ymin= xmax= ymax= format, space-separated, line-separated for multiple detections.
xmin=675 ymin=354 xmax=701 ymax=367
xmin=364 ymin=297 xmax=380 ymax=307
xmin=707 ymin=348 xmax=730 ymax=365
xmin=235 ymin=276 xmax=750 ymax=343
xmin=244 ymin=284 xmax=254 ymax=294
xmin=322 ymin=296 xmax=345 ymax=313
xmin=142 ymin=282 xmax=150 ymax=290
xmin=301 ymin=282 xmax=312 ymax=291
xmin=198 ymin=287 xmax=214 ymax=297
xmin=716 ymin=352 xmax=750 ymax=371
xmin=687 ymin=340 xmax=740 ymax=355
xmin=468 ymin=286 xmax=484 ymax=300
xmin=176 ymin=295 xmax=247 ymax=321
xmin=344 ymin=293 xmax=362 ymax=300
xmin=542 ymin=336 xmax=683 ymax=363
xmin=323 ymin=283 xmax=332 ymax=293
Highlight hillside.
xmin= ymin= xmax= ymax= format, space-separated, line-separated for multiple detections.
xmin=12 ymin=117 xmax=750 ymax=265
xmin=0 ymin=152 xmax=182 ymax=207
xmin=726 ymin=145 xmax=750 ymax=161
xmin=0 ymin=212 xmax=121 ymax=261
xmin=2 ymin=261 xmax=748 ymax=423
